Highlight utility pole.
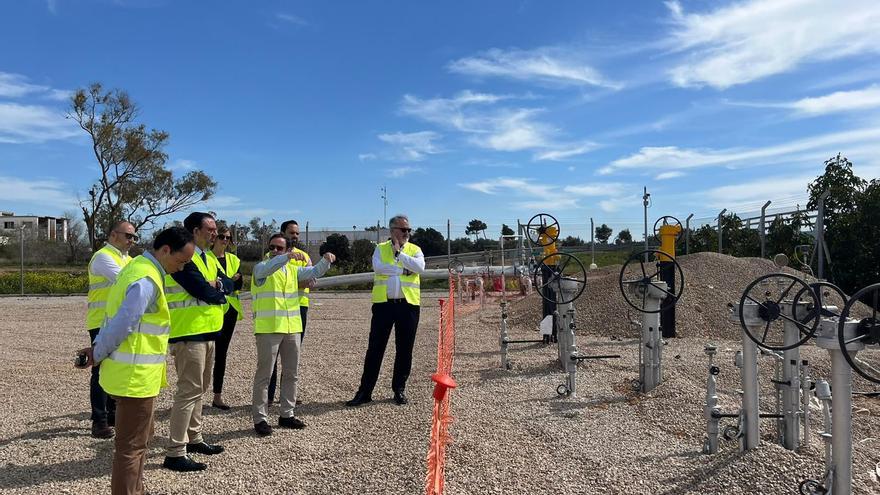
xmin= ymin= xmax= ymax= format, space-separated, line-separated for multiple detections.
xmin=19 ymin=224 xmax=25 ymax=295
xmin=817 ymin=190 xmax=830 ymax=280
xmin=717 ymin=209 xmax=727 ymax=255
xmin=685 ymin=213 xmax=693 ymax=255
xmin=447 ymin=219 xmax=451 ymax=266
xmin=380 ymin=185 xmax=388 ymax=228
xmin=760 ymin=201 xmax=771 ymax=258
xmin=590 ymin=218 xmax=596 ymax=269
xmin=643 ymin=187 xmax=650 ymax=257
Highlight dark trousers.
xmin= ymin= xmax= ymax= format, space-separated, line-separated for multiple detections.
xmin=212 ymin=307 xmax=238 ymax=394
xmin=357 ymin=301 xmax=420 ymax=396
xmin=89 ymin=328 xmax=116 ymax=424
xmin=268 ymin=307 xmax=307 ymax=402
xmin=111 ymin=395 xmax=156 ymax=495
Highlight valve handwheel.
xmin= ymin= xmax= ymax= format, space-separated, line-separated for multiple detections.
xmin=653 ymin=215 xmax=683 ymax=240
xmin=738 ymin=273 xmax=820 ymax=351
xmin=793 ymin=281 xmax=849 ymax=319
xmin=532 ymin=252 xmax=587 ymax=305
xmin=525 ymin=213 xmax=560 ymax=247
xmin=447 ymin=259 xmax=465 ymax=275
xmin=618 ymin=249 xmax=684 ymax=313
xmin=837 ymin=283 xmax=880 ymax=384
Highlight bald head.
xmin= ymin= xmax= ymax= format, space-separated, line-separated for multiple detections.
xmin=108 ymin=221 xmax=138 ymax=254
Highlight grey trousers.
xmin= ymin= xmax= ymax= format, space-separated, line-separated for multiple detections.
xmin=252 ymin=333 xmax=301 ymax=424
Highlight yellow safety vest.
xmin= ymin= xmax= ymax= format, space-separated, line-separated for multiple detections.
xmin=164 ymin=250 xmax=224 ymax=338
xmin=372 ymin=241 xmax=421 ymax=306
xmin=289 ymin=247 xmax=312 ymax=307
xmin=252 ymin=256 xmax=302 ymax=334
xmin=86 ymin=245 xmax=130 ymax=329
xmin=98 ymin=255 xmax=170 ymax=398
xmin=208 ymin=251 xmax=243 ymax=321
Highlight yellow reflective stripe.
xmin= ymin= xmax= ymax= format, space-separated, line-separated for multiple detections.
xmin=167 ymin=299 xmax=213 ymax=309
xmin=253 ymin=291 xmax=299 ymax=300
xmin=108 ymin=351 xmax=166 ymax=365
xmin=374 ymin=280 xmax=388 ymax=286
xmin=89 ymin=281 xmax=113 ymax=291
xmin=164 ymin=285 xmax=187 ymax=294
xmin=297 ymin=290 xmax=307 ymax=298
xmin=136 ymin=322 xmax=170 ymax=336
xmin=88 ymin=301 xmax=107 ymax=309
xmin=400 ymin=281 xmax=420 ymax=288
xmin=254 ymin=309 xmax=301 ymax=319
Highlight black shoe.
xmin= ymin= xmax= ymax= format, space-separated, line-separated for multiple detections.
xmin=107 ymin=415 xmax=116 ymax=427
xmin=278 ymin=416 xmax=306 ymax=429
xmin=254 ymin=421 xmax=273 ymax=437
xmin=345 ymin=392 xmax=372 ymax=407
xmin=211 ymin=401 xmax=231 ymax=411
xmin=91 ymin=422 xmax=114 ymax=439
xmin=393 ymin=391 xmax=409 ymax=405
xmin=186 ymin=442 xmax=224 ymax=455
xmin=162 ymin=455 xmax=207 ymax=472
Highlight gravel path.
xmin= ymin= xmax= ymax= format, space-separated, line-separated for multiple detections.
xmin=0 ymin=253 xmax=878 ymax=494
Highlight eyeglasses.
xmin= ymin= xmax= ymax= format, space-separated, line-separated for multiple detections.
xmin=115 ymin=231 xmax=139 ymax=242
xmin=394 ymin=227 xmax=412 ymax=233
xmin=269 ymin=245 xmax=287 ymax=252
xmin=216 ymin=234 xmax=231 ymax=240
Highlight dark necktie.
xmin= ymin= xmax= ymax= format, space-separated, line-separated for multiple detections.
xmin=200 ymin=251 xmax=207 ymax=265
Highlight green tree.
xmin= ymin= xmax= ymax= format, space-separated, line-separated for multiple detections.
xmin=501 ymin=224 xmax=515 ymax=236
xmin=449 ymin=237 xmax=474 ymax=254
xmin=248 ymin=217 xmax=277 ymax=245
xmin=320 ymin=234 xmax=352 ymax=268
xmin=808 ymin=153 xmax=866 ymax=226
xmin=615 ymin=229 xmax=633 ymax=245
xmin=561 ymin=235 xmax=584 ymax=247
xmin=410 ymin=227 xmax=446 ymax=256
xmin=70 ymin=83 xmax=217 ymax=249
xmin=595 ymin=224 xmax=613 ymax=244
xmin=350 ymin=238 xmax=375 ymax=273
xmin=465 ymin=219 xmax=488 ymax=240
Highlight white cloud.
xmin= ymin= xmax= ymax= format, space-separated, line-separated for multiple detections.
xmin=377 ymin=131 xmax=441 ymax=161
xmin=276 ymin=13 xmax=308 ymax=27
xmin=655 ymin=171 xmax=685 ymax=180
xmin=169 ymin=159 xmax=198 ymax=171
xmin=460 ymin=177 xmax=556 ymax=197
xmin=563 ymin=183 xmax=628 ymax=197
xmin=0 ymin=102 xmax=80 ymax=143
xmin=603 ymin=126 xmax=880 ymax=174
xmin=598 ymin=194 xmax=641 ymax=213
xmin=702 ymin=174 xmax=815 ymax=210
xmin=789 ymin=85 xmax=880 ymax=115
xmin=534 ymin=141 xmax=599 ymax=161
xmin=46 ymin=0 xmax=57 ymax=14
xmin=459 ymin=177 xmax=632 ymax=212
xmin=448 ymin=47 xmax=620 ymax=89
xmin=0 ymin=175 xmax=78 ymax=211
xmin=358 ymin=153 xmax=377 ymax=162
xmin=0 ymin=72 xmax=70 ymax=101
xmin=665 ymin=0 xmax=880 ymax=89
xmin=385 ymin=166 xmax=424 ymax=178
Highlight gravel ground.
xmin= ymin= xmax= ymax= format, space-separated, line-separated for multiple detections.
xmin=0 ymin=253 xmax=878 ymax=494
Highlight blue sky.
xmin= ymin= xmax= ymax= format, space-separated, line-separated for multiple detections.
xmin=1 ymin=0 xmax=879 ymax=241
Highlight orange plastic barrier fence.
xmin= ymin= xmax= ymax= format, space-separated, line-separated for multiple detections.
xmin=425 ymin=275 xmax=457 ymax=495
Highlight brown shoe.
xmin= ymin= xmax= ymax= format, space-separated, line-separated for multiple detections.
xmin=91 ymin=422 xmax=114 ymax=439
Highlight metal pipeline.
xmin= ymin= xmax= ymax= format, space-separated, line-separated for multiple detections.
xmin=314 ymin=265 xmax=527 ymax=288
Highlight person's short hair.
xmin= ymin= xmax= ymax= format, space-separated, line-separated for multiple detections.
xmin=183 ymin=212 xmax=214 ymax=233
xmin=153 ymin=227 xmax=193 ymax=252
xmin=280 ymin=220 xmax=299 ymax=233
xmin=389 ymin=214 xmax=409 ymax=228
xmin=216 ymin=224 xmax=230 ymax=235
xmin=268 ymin=233 xmax=289 ymax=249
xmin=111 ymin=220 xmax=135 ymax=232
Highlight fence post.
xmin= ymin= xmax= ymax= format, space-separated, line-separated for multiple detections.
xmin=760 ymin=200 xmax=771 ymax=258
xmin=19 ymin=225 xmax=25 ymax=295
xmin=685 ymin=213 xmax=693 ymax=255
xmin=590 ymin=218 xmax=595 ymax=266
xmin=817 ymin=190 xmax=830 ymax=280
xmin=643 ymin=187 xmax=650 ymax=257
xmin=717 ymin=209 xmax=727 ymax=255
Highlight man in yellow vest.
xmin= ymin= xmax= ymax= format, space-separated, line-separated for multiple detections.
xmin=347 ymin=214 xmax=425 ymax=407
xmin=251 ymin=233 xmax=335 ymax=436
xmin=76 ymin=226 xmax=195 ymax=495
xmin=268 ymin=220 xmax=313 ymax=404
xmin=163 ymin=212 xmax=234 ymax=472
xmin=86 ymin=220 xmax=137 ymax=438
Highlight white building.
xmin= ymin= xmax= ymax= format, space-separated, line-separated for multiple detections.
xmin=0 ymin=211 xmax=68 ymax=242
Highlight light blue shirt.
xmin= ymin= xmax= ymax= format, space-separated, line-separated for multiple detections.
xmin=92 ymin=252 xmax=165 ymax=364
xmin=252 ymin=254 xmax=331 ymax=287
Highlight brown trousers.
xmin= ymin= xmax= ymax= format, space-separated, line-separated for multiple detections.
xmin=111 ymin=395 xmax=156 ymax=495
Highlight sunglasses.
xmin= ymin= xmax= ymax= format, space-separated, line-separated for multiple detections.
xmin=394 ymin=227 xmax=412 ymax=233
xmin=115 ymin=231 xmax=139 ymax=242
xmin=269 ymin=245 xmax=287 ymax=252
xmin=216 ymin=234 xmax=231 ymax=240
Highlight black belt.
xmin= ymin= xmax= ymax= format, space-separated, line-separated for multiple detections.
xmin=386 ymin=298 xmax=407 ymax=303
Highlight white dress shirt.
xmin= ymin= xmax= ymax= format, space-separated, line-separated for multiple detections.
xmin=372 ymin=243 xmax=426 ymax=299
xmin=89 ymin=244 xmax=130 ymax=282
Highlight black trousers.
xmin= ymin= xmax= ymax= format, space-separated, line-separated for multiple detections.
xmin=212 ymin=307 xmax=238 ymax=394
xmin=268 ymin=307 xmax=307 ymax=402
xmin=88 ymin=328 xmax=116 ymax=424
xmin=357 ymin=301 xmax=420 ymax=396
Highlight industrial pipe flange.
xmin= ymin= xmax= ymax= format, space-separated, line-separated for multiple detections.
xmin=837 ymin=283 xmax=880 ymax=384
xmin=447 ymin=259 xmax=464 ymax=275
xmin=618 ymin=249 xmax=685 ymax=313
xmin=653 ymin=215 xmax=683 ymax=240
xmin=794 ymin=281 xmax=849 ymax=319
xmin=533 ymin=252 xmax=587 ymax=305
xmin=524 ymin=213 xmax=560 ymax=247
xmin=738 ymin=273 xmax=820 ymax=351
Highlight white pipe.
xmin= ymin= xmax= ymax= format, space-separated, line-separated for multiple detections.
xmin=313 ymin=265 xmax=525 ymax=288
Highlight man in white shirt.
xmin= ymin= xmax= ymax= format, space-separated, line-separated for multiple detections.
xmin=86 ymin=221 xmax=138 ymax=438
